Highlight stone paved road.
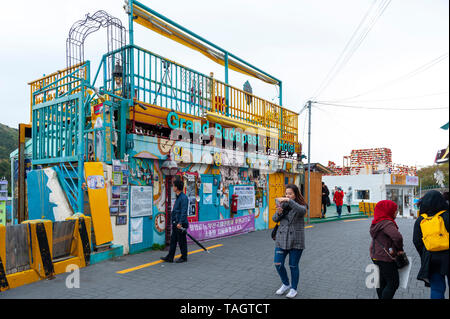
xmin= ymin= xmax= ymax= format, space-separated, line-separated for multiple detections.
xmin=1 ymin=217 xmax=447 ymax=299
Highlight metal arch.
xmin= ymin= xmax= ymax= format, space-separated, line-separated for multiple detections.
xmin=66 ymin=10 xmax=127 ymax=71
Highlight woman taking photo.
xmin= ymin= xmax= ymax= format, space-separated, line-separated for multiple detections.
xmin=272 ymin=184 xmax=307 ymax=298
xmin=369 ymin=200 xmax=405 ymax=299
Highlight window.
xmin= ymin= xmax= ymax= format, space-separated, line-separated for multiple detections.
xmin=356 ymin=190 xmax=370 ymax=200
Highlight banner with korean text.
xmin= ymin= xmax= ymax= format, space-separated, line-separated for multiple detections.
xmin=187 ymin=214 xmax=255 ymax=242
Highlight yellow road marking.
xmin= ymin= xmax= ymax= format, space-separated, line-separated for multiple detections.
xmin=343 ymin=219 xmax=367 ymax=222
xmin=117 ymin=244 xmax=223 ymax=274
xmin=305 ymin=225 xmax=314 ymax=229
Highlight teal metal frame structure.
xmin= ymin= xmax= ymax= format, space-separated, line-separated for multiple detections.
xmin=29 ymin=0 xmax=290 ymax=216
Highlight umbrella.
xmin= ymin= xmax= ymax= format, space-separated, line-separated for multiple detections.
xmin=180 ymin=227 xmax=209 ymax=252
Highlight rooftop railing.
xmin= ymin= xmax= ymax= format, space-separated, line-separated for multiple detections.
xmin=104 ymin=45 xmax=299 ymax=144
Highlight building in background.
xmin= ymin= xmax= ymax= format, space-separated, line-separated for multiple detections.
xmin=0 ymin=179 xmax=7 ymax=225
xmin=323 ymin=148 xmax=418 ymax=218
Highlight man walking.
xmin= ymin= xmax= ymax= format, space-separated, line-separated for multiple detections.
xmin=161 ymin=179 xmax=189 ymax=263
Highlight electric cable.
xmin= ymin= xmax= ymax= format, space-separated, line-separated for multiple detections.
xmin=314 ymin=101 xmax=449 ymax=111
xmin=319 ymin=91 xmax=448 ymax=104
xmin=310 ymin=0 xmax=391 ymax=101
xmin=331 ymin=52 xmax=449 ymax=102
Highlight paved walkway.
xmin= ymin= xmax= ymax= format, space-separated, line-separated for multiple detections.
xmin=0 ymin=218 xmax=447 ymax=299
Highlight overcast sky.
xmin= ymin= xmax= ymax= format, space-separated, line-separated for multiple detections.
xmin=0 ymin=0 xmax=448 ymax=168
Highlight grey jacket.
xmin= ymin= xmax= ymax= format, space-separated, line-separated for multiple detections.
xmin=272 ymin=199 xmax=307 ymax=250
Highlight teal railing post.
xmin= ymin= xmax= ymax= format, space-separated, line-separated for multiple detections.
xmin=225 ymin=52 xmax=229 ymax=116
xmin=128 ymin=1 xmax=136 ymax=101
xmin=77 ymin=89 xmax=85 ymax=214
xmin=120 ymin=100 xmax=128 ymax=157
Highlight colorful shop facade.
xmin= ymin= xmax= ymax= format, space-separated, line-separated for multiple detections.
xmin=9 ymin=1 xmax=304 ymax=257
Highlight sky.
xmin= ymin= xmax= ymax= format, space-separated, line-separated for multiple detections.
xmin=0 ymin=0 xmax=448 ymax=168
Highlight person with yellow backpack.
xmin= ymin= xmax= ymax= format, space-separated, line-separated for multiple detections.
xmin=413 ymin=190 xmax=449 ymax=299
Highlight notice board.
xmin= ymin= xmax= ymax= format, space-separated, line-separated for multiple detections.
xmin=233 ymin=185 xmax=255 ymax=211
xmin=130 ymin=186 xmax=153 ymax=217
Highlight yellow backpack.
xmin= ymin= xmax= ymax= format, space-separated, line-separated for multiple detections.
xmin=420 ymin=210 xmax=449 ymax=252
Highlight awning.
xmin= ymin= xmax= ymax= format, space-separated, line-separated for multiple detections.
xmin=131 ymin=4 xmax=279 ymax=85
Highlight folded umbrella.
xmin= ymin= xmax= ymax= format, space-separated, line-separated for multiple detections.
xmin=180 ymin=227 xmax=208 ymax=252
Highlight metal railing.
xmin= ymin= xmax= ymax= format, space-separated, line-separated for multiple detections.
xmin=103 ymin=45 xmax=299 ymax=143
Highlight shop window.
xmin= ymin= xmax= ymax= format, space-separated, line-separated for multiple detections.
xmin=356 ymin=190 xmax=370 ymax=200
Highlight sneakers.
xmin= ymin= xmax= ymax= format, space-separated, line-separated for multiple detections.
xmin=286 ymin=289 xmax=298 ymax=298
xmin=275 ymin=284 xmax=291 ymax=295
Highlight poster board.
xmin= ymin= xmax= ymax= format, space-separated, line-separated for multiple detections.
xmin=234 ymin=185 xmax=255 ymax=210
xmin=84 ymin=162 xmax=114 ymax=245
xmin=130 ymin=186 xmax=153 ymax=217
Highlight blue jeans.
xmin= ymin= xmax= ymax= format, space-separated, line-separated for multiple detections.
xmin=336 ymin=205 xmax=342 ymax=216
xmin=430 ymin=272 xmax=449 ymax=299
xmin=274 ymin=247 xmax=303 ymax=290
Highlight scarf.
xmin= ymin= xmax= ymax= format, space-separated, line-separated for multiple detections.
xmin=372 ymin=200 xmax=398 ymax=228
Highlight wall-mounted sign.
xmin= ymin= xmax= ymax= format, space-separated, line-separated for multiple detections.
xmin=405 ymin=175 xmax=419 ymax=186
xmin=234 ymin=185 xmax=255 ymax=211
xmin=167 ymin=111 xmax=296 ymax=154
xmin=130 ymin=186 xmax=153 ymax=217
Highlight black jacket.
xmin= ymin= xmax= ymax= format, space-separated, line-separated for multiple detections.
xmin=412 ymin=191 xmax=449 ymax=286
xmin=322 ymin=185 xmax=330 ymax=202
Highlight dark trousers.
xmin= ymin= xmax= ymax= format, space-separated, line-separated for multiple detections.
xmin=167 ymin=224 xmax=188 ymax=260
xmin=336 ymin=205 xmax=342 ymax=216
xmin=322 ymin=200 xmax=327 ymax=217
xmin=372 ymin=259 xmax=399 ymax=299
xmin=347 ymin=205 xmax=351 ymax=213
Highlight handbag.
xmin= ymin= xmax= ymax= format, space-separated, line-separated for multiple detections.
xmin=271 ymin=204 xmax=292 ymax=241
xmin=271 ymin=224 xmax=279 ymax=241
xmin=373 ymin=237 xmax=409 ymax=269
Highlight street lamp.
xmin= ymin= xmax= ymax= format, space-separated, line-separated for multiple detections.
xmin=161 ymin=154 xmax=179 ymax=248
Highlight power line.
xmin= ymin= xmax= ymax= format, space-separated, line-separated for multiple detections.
xmin=311 ymin=0 xmax=391 ymax=101
xmin=319 ymin=91 xmax=449 ymax=104
xmin=314 ymin=101 xmax=449 ymax=111
xmin=332 ymin=52 xmax=449 ymax=102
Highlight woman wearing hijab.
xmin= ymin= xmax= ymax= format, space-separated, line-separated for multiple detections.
xmin=369 ymin=200 xmax=405 ymax=299
xmin=413 ymin=190 xmax=449 ymax=299
xmin=273 ymin=184 xmax=307 ymax=298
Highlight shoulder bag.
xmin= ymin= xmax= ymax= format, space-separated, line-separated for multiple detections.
xmin=373 ymin=237 xmax=409 ymax=269
xmin=271 ymin=205 xmax=292 ymax=241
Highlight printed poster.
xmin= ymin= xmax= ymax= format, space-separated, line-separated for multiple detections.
xmin=130 ymin=186 xmax=153 ymax=217
xmin=130 ymin=217 xmax=143 ymax=244
xmin=233 ymin=185 xmax=255 ymax=210
xmin=87 ymin=175 xmax=105 ymax=189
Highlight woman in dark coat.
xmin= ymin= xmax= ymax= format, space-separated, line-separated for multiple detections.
xmin=413 ymin=190 xmax=449 ymax=299
xmin=369 ymin=200 xmax=405 ymax=299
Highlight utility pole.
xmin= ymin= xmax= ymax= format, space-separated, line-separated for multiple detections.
xmin=307 ymin=100 xmax=312 ymax=224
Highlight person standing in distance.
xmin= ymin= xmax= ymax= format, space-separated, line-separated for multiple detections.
xmin=161 ymin=178 xmax=189 ymax=263
xmin=333 ymin=187 xmax=344 ymax=218
xmin=321 ymin=182 xmax=330 ymax=218
xmin=273 ymin=184 xmax=307 ymax=298
xmin=345 ymin=186 xmax=353 ymax=214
